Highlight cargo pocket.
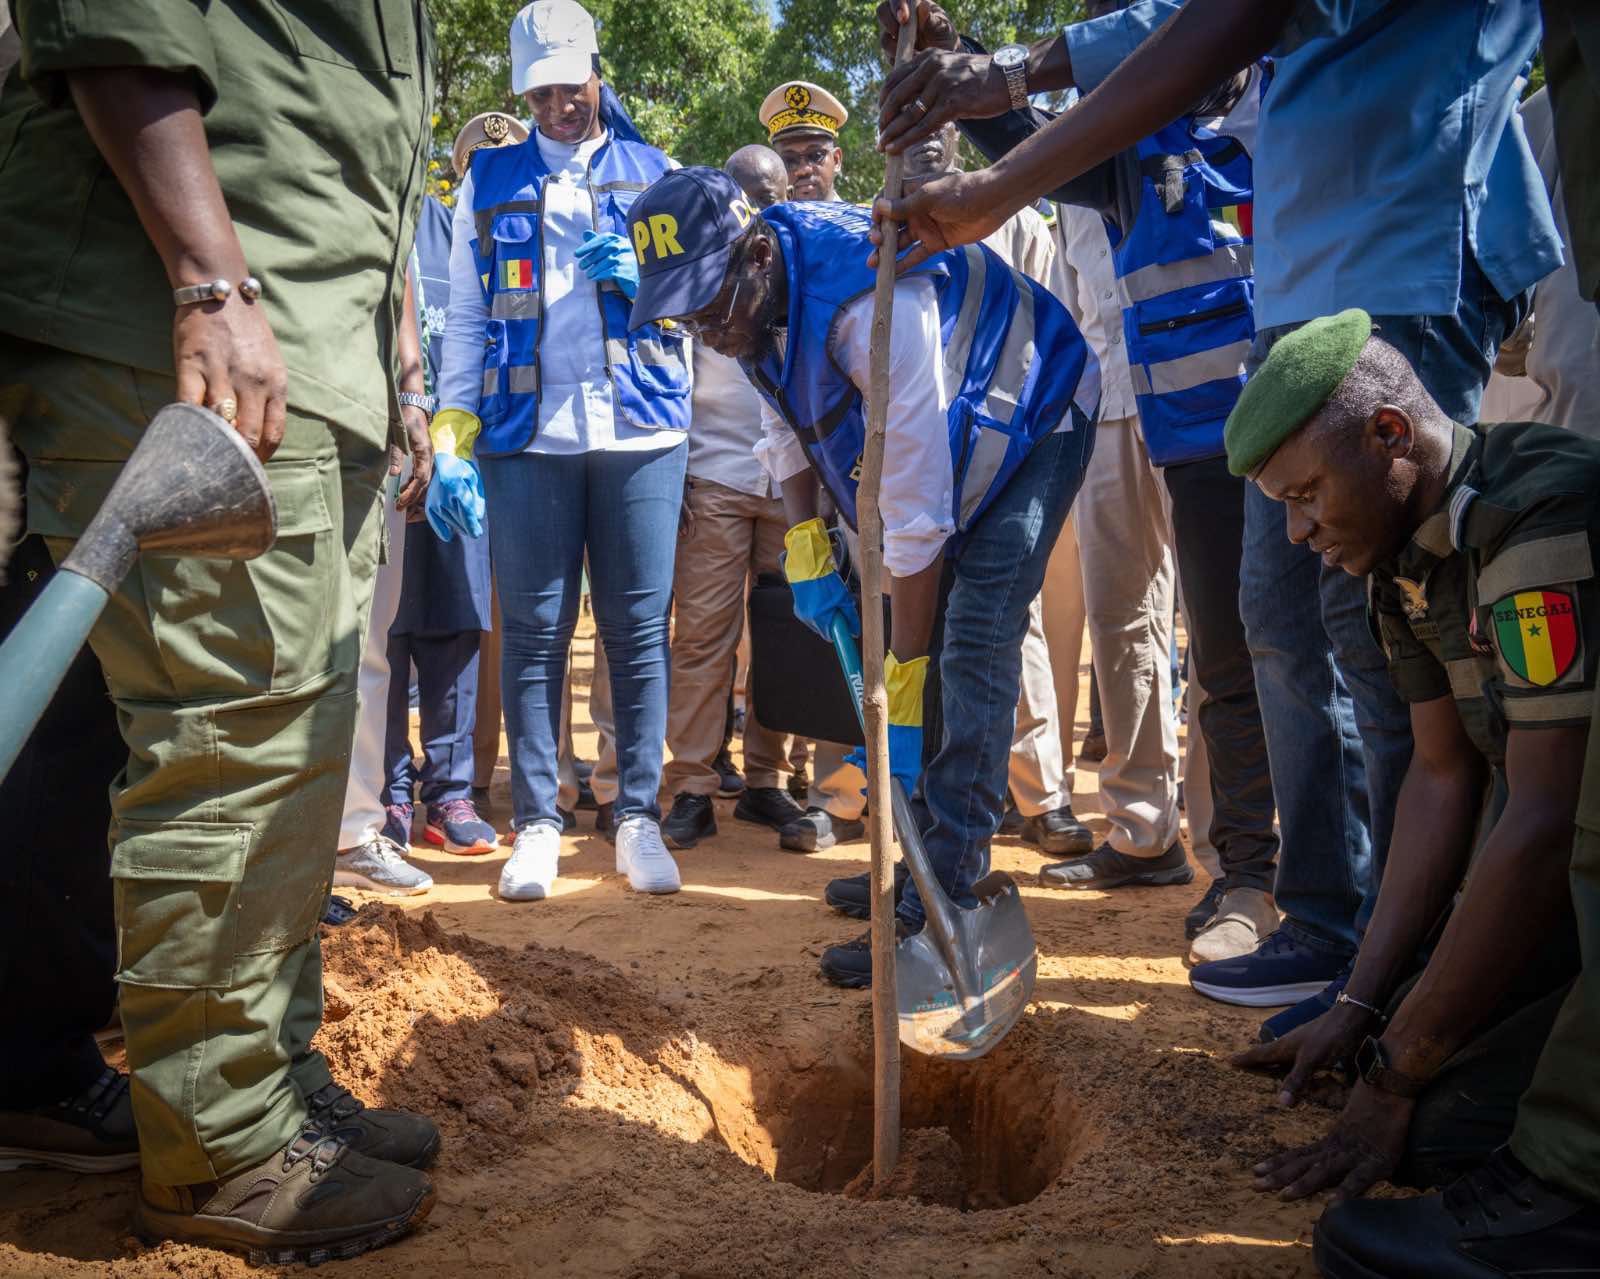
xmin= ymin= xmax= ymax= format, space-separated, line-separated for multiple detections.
xmin=111 ymin=820 xmax=253 ymax=990
xmin=244 ymin=458 xmax=341 ymax=694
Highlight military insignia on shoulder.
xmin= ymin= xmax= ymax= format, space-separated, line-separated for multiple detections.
xmin=483 ymin=114 xmax=511 ymax=142
xmin=1394 ymin=577 xmax=1428 ymax=622
xmin=785 ymin=84 xmax=812 ymax=110
xmin=1491 ymin=588 xmax=1580 ymax=686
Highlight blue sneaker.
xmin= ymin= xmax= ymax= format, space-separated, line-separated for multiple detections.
xmin=1188 ymin=929 xmax=1348 ymax=1008
xmin=425 ymin=797 xmax=497 ymax=855
xmin=1257 ymin=963 xmax=1352 ymax=1042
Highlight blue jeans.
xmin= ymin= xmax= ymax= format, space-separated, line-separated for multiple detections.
xmin=480 ymin=442 xmax=687 ymax=828
xmin=383 ymin=629 xmax=480 ymax=808
xmin=900 ymin=421 xmax=1096 ymax=928
xmin=1242 ymin=246 xmax=1528 ymax=956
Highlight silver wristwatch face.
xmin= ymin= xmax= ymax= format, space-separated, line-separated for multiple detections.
xmin=994 ymin=43 xmax=1028 ymax=68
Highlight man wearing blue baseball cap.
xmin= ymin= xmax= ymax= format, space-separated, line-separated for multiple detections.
xmin=628 ymin=166 xmax=1101 ymax=987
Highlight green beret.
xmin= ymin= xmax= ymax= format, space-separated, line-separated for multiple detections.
xmin=1225 ymin=308 xmax=1374 ymax=477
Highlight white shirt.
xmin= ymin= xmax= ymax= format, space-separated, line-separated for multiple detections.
xmin=1050 ymin=204 xmax=1136 ymax=423
xmin=439 ymin=129 xmax=682 ymax=454
xmin=688 ymin=345 xmax=779 ymax=497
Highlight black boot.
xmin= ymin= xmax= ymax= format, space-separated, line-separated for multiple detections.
xmin=823 ymin=863 xmax=910 ymax=921
xmin=1314 ymin=1148 xmax=1600 ymax=1278
xmin=733 ymin=785 xmax=806 ymax=830
xmin=662 ymin=792 xmax=716 ymax=849
xmin=1020 ymin=804 xmax=1093 ymax=856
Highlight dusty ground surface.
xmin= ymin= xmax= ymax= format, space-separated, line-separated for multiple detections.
xmin=0 ymin=622 xmax=1344 ymax=1277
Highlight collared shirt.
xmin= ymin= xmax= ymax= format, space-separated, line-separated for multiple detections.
xmin=689 ymin=344 xmax=778 ymax=497
xmin=981 ymin=202 xmax=1055 ymax=285
xmin=1050 ymin=203 xmax=1137 ymax=422
xmin=441 ymin=130 xmax=683 ymax=455
xmin=1066 ymin=0 xmax=1563 ymax=329
xmin=0 ymin=0 xmax=433 ymax=438
xmin=1370 ymin=421 xmax=1600 ymax=769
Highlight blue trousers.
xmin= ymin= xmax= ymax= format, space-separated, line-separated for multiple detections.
xmin=1241 ymin=245 xmax=1528 ymax=956
xmin=479 ymin=442 xmax=687 ymax=828
xmin=900 ymin=422 xmax=1095 ymax=928
xmin=383 ymin=629 xmax=481 ymax=808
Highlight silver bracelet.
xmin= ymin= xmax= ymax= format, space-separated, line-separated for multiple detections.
xmin=1335 ymin=989 xmax=1386 ymax=1020
xmin=173 ymin=276 xmax=263 ymax=308
xmin=397 ymin=391 xmax=437 ymax=417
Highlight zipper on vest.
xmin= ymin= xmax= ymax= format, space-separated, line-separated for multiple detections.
xmin=1136 ymin=297 xmax=1247 ymax=336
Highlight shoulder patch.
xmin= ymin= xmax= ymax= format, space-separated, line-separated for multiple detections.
xmin=1491 ymin=589 xmax=1580 ymax=686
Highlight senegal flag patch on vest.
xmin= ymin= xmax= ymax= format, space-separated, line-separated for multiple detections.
xmin=1491 ymin=589 xmax=1579 ymax=686
xmin=499 ymin=259 xmax=533 ymax=290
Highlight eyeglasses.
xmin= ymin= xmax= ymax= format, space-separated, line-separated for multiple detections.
xmin=678 ymin=276 xmax=744 ymax=338
xmin=781 ymin=147 xmax=835 ymax=170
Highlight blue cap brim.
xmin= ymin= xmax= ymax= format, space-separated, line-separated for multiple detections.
xmin=628 ymin=241 xmax=733 ymax=331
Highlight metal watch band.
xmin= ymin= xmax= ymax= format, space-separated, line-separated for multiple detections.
xmin=1355 ymin=1035 xmax=1427 ymax=1099
xmin=397 ymin=392 xmax=438 ymax=417
xmin=995 ymin=45 xmax=1030 ymax=111
xmin=172 ymin=276 xmax=263 ymax=308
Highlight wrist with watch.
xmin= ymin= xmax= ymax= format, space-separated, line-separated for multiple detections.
xmin=1354 ymin=1035 xmax=1427 ymax=1099
xmin=397 ymin=392 xmax=437 ymax=420
xmin=992 ymin=44 xmax=1031 ymax=111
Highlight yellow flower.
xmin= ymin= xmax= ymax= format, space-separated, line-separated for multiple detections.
xmin=442 ymin=195 xmax=455 ymax=207
xmin=431 ymin=112 xmax=441 ymax=127
xmin=438 ymin=179 xmax=452 ymax=192
xmin=428 ymin=159 xmax=440 ymax=172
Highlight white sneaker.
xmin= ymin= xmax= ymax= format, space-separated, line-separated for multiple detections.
xmin=334 ymin=835 xmax=433 ymax=896
xmin=500 ymin=823 xmax=562 ymax=901
xmin=615 ymin=816 xmax=681 ymax=894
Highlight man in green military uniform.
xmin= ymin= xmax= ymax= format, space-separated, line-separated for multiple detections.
xmin=1222 ymin=310 xmax=1600 ymax=1276
xmin=0 ymin=1 xmax=440 ymax=1262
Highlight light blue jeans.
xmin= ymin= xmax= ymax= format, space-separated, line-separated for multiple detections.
xmin=1242 ymin=245 xmax=1528 ymax=956
xmin=480 ymin=441 xmax=687 ymax=829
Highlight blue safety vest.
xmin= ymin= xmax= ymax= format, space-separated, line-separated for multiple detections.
xmin=467 ymin=133 xmax=691 ymax=456
xmin=745 ymin=202 xmax=1096 ymax=554
xmin=1111 ymin=76 xmax=1263 ymax=467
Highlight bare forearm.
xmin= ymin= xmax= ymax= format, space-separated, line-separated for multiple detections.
xmin=68 ymin=68 xmax=245 ymax=287
xmin=781 ymin=470 xmax=821 ymax=529
xmin=888 ymin=559 xmax=942 ymax=659
xmin=398 ymin=275 xmax=426 ymax=398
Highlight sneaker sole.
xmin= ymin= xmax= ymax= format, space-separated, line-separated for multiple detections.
xmin=662 ymin=828 xmax=713 ymax=850
xmin=499 ymin=882 xmax=553 ymax=901
xmin=136 ymin=1182 xmax=436 ymax=1267
xmin=716 ymin=783 xmax=745 ymax=798
xmin=819 ymin=963 xmax=871 ymax=990
xmin=332 ymin=870 xmax=432 ymax=897
xmin=824 ymin=892 xmax=870 ymax=921
xmin=0 ymin=1147 xmax=140 ymax=1173
xmin=423 ymin=827 xmax=496 ymax=856
xmin=1189 ymin=977 xmax=1333 ymax=1008
xmin=1038 ymin=863 xmax=1195 ymax=891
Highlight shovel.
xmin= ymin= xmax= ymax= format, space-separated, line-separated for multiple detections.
xmin=828 ymin=614 xmax=1038 ymax=1060
xmin=0 ymin=402 xmax=277 ymax=781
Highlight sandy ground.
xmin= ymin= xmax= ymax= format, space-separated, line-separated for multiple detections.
xmin=0 ymin=620 xmax=1344 ymax=1278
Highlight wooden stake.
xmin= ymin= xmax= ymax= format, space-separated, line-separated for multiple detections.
xmin=863 ymin=12 xmax=918 ymax=1191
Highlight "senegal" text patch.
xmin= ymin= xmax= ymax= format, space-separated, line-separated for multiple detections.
xmin=1491 ymin=589 xmax=1579 ymax=686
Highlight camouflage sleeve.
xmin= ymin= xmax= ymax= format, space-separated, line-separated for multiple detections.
xmin=1479 ymin=516 xmax=1599 ymax=729
xmin=1371 ymin=570 xmax=1451 ymax=704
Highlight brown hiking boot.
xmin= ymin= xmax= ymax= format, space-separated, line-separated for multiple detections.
xmin=137 ymin=1127 xmax=435 ymax=1265
xmin=0 ymin=1068 xmax=140 ymax=1173
xmin=306 ymin=1083 xmax=441 ymax=1169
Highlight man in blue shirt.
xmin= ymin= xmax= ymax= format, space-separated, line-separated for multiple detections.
xmin=874 ymin=0 xmax=1556 ymax=1029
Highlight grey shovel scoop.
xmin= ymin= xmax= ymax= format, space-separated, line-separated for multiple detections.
xmin=828 ymin=615 xmax=1038 ymax=1060
xmin=0 ymin=402 xmax=277 ymax=782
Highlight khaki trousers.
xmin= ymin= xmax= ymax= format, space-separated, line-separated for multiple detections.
xmin=3 ymin=342 xmax=385 ymax=1186
xmin=1010 ymin=515 xmax=1085 ymax=815
xmin=664 ymin=477 xmax=791 ymax=796
xmin=1075 ymin=418 xmax=1181 ymax=857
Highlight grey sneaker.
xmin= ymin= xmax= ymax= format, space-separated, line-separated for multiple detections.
xmin=334 ymin=835 xmax=433 ymax=896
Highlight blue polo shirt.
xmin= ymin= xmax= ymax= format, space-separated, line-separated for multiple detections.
xmin=1065 ymin=0 xmax=1563 ymax=329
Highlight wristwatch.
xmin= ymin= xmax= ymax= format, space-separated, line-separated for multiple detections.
xmin=397 ymin=391 xmax=437 ymax=418
xmin=1354 ymin=1036 xmax=1427 ymax=1099
xmin=993 ymin=44 xmax=1031 ymax=111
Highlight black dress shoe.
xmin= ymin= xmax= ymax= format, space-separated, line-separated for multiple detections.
xmin=1020 ymin=805 xmax=1093 ymax=856
xmin=998 ymin=802 xmax=1025 ymax=835
xmin=778 ymin=806 xmax=865 ymax=853
xmin=557 ymin=806 xmax=576 ymax=834
xmin=1314 ymin=1148 xmax=1600 ymax=1278
xmin=713 ymin=751 xmax=745 ymax=798
xmin=1078 ymin=731 xmax=1108 ymax=764
xmin=823 ymin=863 xmax=910 ymax=921
xmin=662 ymin=792 xmax=716 ymax=849
xmin=734 ymin=785 xmax=806 ymax=830
xmin=1039 ymin=839 xmax=1193 ymax=890
xmin=1185 ymin=879 xmax=1225 ymax=938
xmin=594 ymin=800 xmax=614 ymax=840
xmin=819 ymin=919 xmax=916 ymax=989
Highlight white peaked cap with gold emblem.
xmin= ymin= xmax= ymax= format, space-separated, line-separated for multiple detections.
xmin=452 ymin=111 xmax=531 ymax=179
xmin=759 ymin=81 xmax=848 ymax=142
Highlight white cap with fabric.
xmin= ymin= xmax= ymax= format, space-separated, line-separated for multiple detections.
xmin=510 ymin=0 xmax=598 ymax=94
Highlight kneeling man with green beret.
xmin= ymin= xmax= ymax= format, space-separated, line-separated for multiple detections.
xmin=1226 ymin=308 xmax=1600 ymax=1277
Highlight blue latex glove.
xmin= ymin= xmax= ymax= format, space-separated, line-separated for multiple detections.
xmin=575 ymin=230 xmax=639 ymax=299
xmin=425 ymin=452 xmax=485 ymax=542
xmin=783 ymin=518 xmax=860 ymax=640
xmin=843 ymin=728 xmax=922 ymax=797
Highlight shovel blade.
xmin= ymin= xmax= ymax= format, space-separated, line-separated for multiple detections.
xmin=895 ymin=872 xmax=1038 ymax=1060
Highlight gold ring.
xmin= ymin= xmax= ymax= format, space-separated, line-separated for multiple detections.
xmin=215 ymin=397 xmax=238 ymax=424
xmin=912 ymin=97 xmax=928 ymax=115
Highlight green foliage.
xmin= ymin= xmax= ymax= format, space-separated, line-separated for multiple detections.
xmin=427 ymin=0 xmax=1085 ymax=201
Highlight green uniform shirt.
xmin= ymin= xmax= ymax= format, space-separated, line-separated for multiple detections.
xmin=0 ymin=0 xmax=434 ymax=438
xmin=1370 ymin=421 xmax=1600 ymax=769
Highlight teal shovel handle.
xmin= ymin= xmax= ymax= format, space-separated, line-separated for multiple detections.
xmin=0 ymin=569 xmax=110 ymax=782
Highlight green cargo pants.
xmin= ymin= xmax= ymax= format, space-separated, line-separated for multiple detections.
xmin=1511 ymin=682 xmax=1600 ymax=1203
xmin=0 ymin=339 xmax=386 ymax=1188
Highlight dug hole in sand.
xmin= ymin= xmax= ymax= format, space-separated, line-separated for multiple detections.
xmin=1 ymin=622 xmax=1345 ymax=1277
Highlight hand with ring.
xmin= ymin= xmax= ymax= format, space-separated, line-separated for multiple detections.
xmin=876 ymin=1 xmax=1013 ymax=155
xmin=174 ymin=266 xmax=287 ymax=462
